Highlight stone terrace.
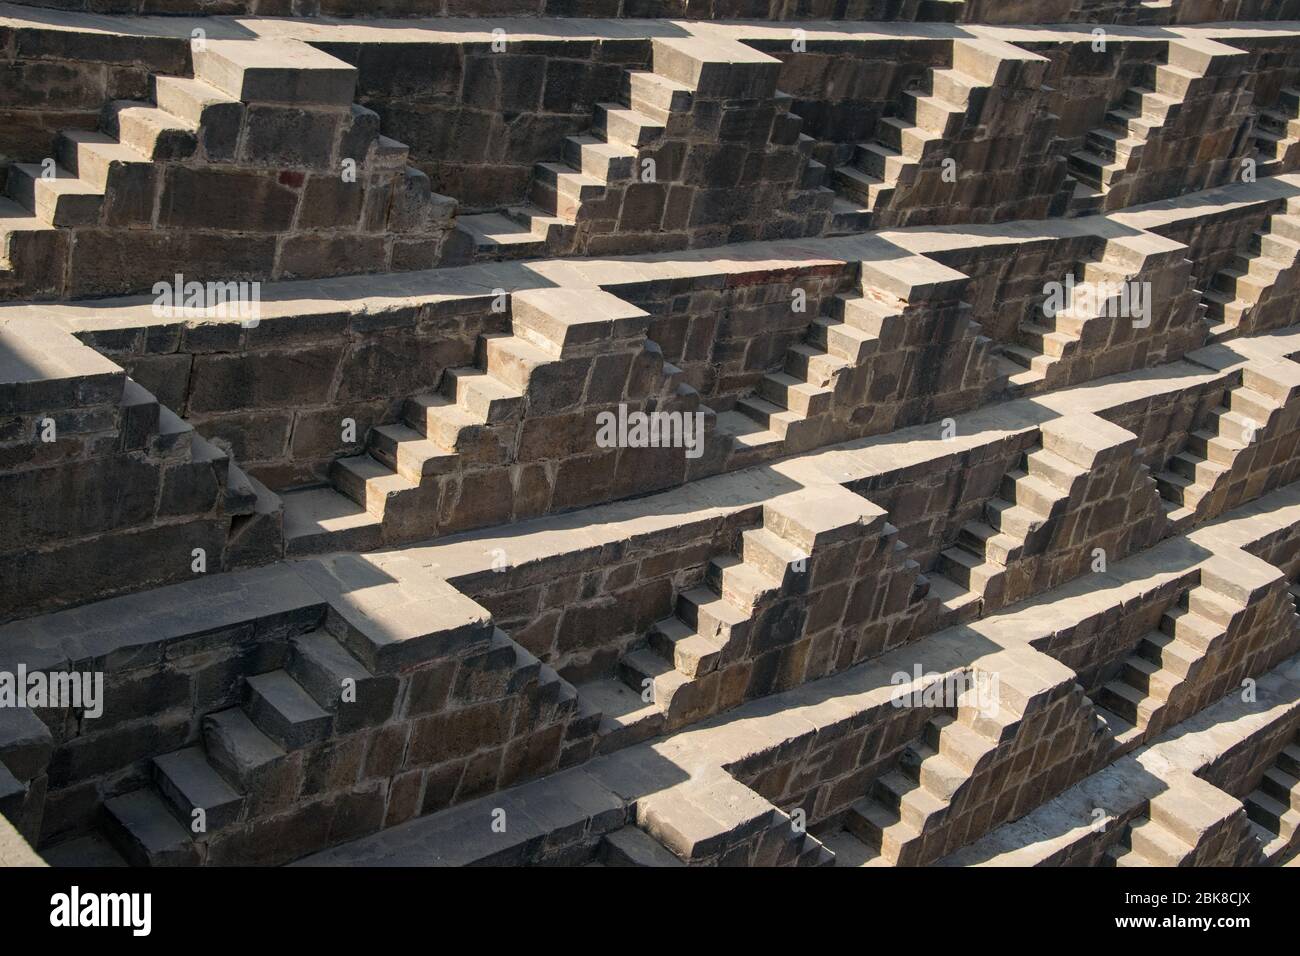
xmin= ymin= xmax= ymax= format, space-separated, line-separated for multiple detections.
xmin=2 ymin=2 xmax=1300 ymax=868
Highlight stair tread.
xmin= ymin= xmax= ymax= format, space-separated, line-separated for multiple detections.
xmin=281 ymin=487 xmax=381 ymax=540
xmin=246 ymin=670 xmax=331 ymax=722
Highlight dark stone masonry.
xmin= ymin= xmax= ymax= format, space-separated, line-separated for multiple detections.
xmin=2 ymin=0 xmax=1300 ymax=872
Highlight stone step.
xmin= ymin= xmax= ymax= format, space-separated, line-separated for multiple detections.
xmin=759 ymin=370 xmax=832 ymax=417
xmin=578 ymin=677 xmax=664 ymax=750
xmin=1246 ymin=790 xmax=1299 ymax=838
xmin=852 ymin=141 xmax=914 ymax=185
xmin=194 ymin=38 xmax=357 ymax=107
xmin=287 ymin=629 xmax=380 ymax=714
xmin=202 ymin=708 xmax=286 ymax=790
xmin=784 ymin=343 xmax=848 ymax=388
xmin=648 ymin=617 xmax=723 ymax=678
xmin=832 ymin=163 xmax=894 ymax=209
xmin=874 ymin=116 xmax=941 ymax=160
xmin=1068 ymin=149 xmax=1124 ymax=189
xmin=925 ymin=572 xmax=982 ymax=626
xmin=481 ymin=332 xmax=556 ymax=389
xmin=740 ymin=526 xmax=810 ymax=584
xmin=898 ymin=742 xmax=966 ymax=801
xmin=706 ymin=554 xmax=780 ymax=608
xmin=1122 ymin=85 xmax=1177 ymax=120
xmin=1023 ymin=447 xmax=1085 ymax=490
xmin=1168 ymin=450 xmax=1227 ymax=486
xmin=594 ymin=103 xmax=664 ymax=149
xmin=280 ymin=486 xmax=383 ymax=557
xmin=105 ymin=101 xmax=197 ymax=160
xmin=1119 ymin=653 xmax=1179 ymax=699
xmin=368 ymin=423 xmax=458 ymax=482
xmin=455 ymin=212 xmax=550 ymax=257
xmin=809 ymin=316 xmax=879 ymax=363
xmin=929 ymin=67 xmax=984 ymax=108
xmin=244 ymin=669 xmax=333 ymax=750
xmin=1127 ymin=817 xmax=1192 ymax=866
xmin=152 ymin=746 xmax=244 ymax=834
xmin=1260 ymin=767 xmax=1300 ymax=811
xmin=983 ymin=497 xmax=1046 ymax=539
xmin=102 ymin=789 xmax=198 ymax=867
xmin=1272 ymin=744 xmax=1300 ymax=779
xmin=998 ymin=469 xmax=1063 ymax=517
xmin=618 ymin=647 xmax=691 ymax=715
xmin=998 ymin=343 xmax=1053 ymax=375
xmin=957 ymin=520 xmax=1020 ymax=566
xmin=736 ymin=394 xmax=804 ymax=439
xmin=55 ymin=129 xmax=150 ymax=193
xmin=625 ymin=70 xmax=693 ymax=122
xmin=713 ymin=409 xmax=782 ymax=458
xmin=601 ymin=825 xmax=685 ymax=867
xmin=901 ymin=90 xmax=964 ymax=136
xmin=845 ymin=796 xmax=921 ymax=865
xmin=153 ymin=74 xmax=241 ymax=129
xmin=1136 ymin=631 xmax=1200 ymax=678
xmin=1159 ymin=606 xmax=1221 ymax=649
xmin=676 ymin=586 xmax=752 ymax=644
xmin=1096 ymin=679 xmax=1151 ymax=726
xmin=562 ymin=133 xmax=637 ymax=181
xmin=332 ymin=453 xmax=418 ymax=517
xmin=5 ymin=163 xmax=102 ymax=228
xmin=939 ymin=546 xmax=1003 ymax=593
xmin=873 ymin=769 xmax=947 ymax=831
xmin=1018 ymin=321 xmax=1077 ymax=359
xmin=1185 ymin=427 xmax=1246 ymax=466
xmin=441 ymin=366 xmax=525 ymax=422
xmin=923 ymin=714 xmax=992 ymax=772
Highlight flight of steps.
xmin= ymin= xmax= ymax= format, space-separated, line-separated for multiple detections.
xmin=1092 ymin=586 xmax=1234 ymax=749
xmin=576 ymin=516 xmax=810 ymax=751
xmin=101 ymin=627 xmax=386 ymax=866
xmin=280 ymin=289 xmax=686 ymax=554
xmin=1 ymin=42 xmax=419 ymax=298
xmin=930 ymin=443 xmax=1081 ymax=622
xmin=101 ymin=625 xmax=550 ymax=865
xmin=723 ymin=280 xmax=910 ymax=458
xmin=829 ymin=49 xmax=992 ymax=233
xmin=456 ymin=67 xmax=693 ymax=259
xmin=841 ymin=699 xmax=1002 ymax=865
xmin=1153 ymin=377 xmax=1278 ymax=529
xmin=1200 ymin=203 xmax=1300 ymax=340
xmin=1244 ymin=733 xmax=1300 ymax=862
xmin=992 ymin=254 xmax=1130 ymax=396
xmin=1068 ymin=53 xmax=1196 ymax=208
xmin=1252 ymin=87 xmax=1300 ymax=177
xmin=1105 ymin=814 xmax=1196 ymax=866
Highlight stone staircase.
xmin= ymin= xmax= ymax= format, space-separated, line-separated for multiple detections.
xmin=101 ymin=614 xmax=557 ymax=865
xmin=830 ymin=41 xmax=996 ymax=233
xmin=279 ymin=289 xmax=685 ymax=554
xmin=1252 ymin=87 xmax=1300 ymax=177
xmin=1201 ymin=201 xmax=1300 ymax=340
xmin=1092 ymin=585 xmax=1235 ymax=748
xmin=930 ymin=442 xmax=1082 ymax=621
xmin=2 ymin=38 xmax=440 ymax=300
xmin=1244 ymin=733 xmax=1300 ymax=862
xmin=577 ymin=511 xmax=811 ymax=750
xmin=1153 ymin=373 xmax=1280 ymax=529
xmin=724 ymin=271 xmax=911 ymax=458
xmin=102 ymin=625 xmax=395 ymax=866
xmin=993 ymin=252 xmax=1133 ymax=396
xmin=456 ymin=66 xmax=692 ymax=260
xmin=1068 ymin=48 xmax=1205 ymax=211
xmin=841 ymin=693 xmax=1005 ymax=865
